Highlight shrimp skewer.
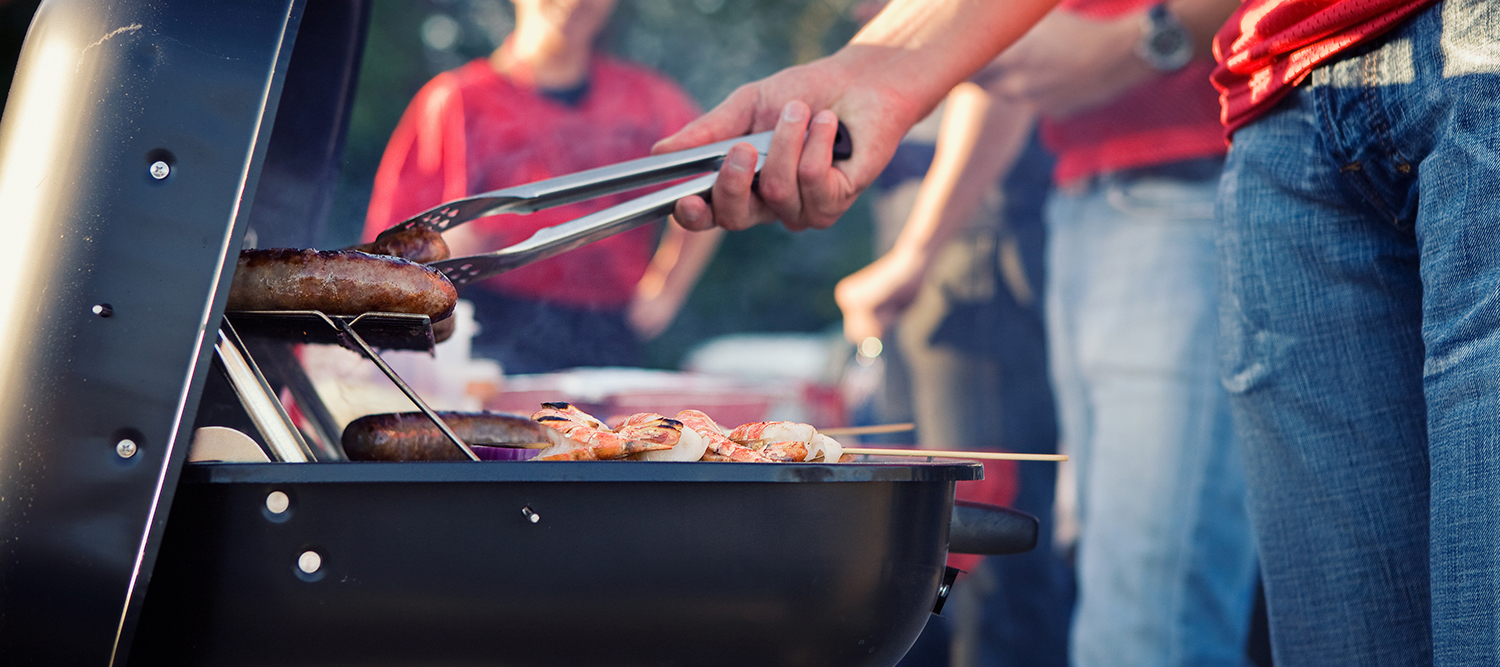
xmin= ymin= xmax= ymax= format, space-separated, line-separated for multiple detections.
xmin=675 ymin=410 xmax=773 ymax=462
xmin=729 ymin=421 xmax=824 ymax=462
xmin=530 ymin=404 xmax=673 ymax=461
xmin=729 ymin=421 xmax=818 ymax=447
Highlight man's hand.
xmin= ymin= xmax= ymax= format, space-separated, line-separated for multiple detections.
xmin=835 ymin=247 xmax=927 ymax=344
xmin=980 ymin=10 xmax=1154 ymax=118
xmin=651 ymin=0 xmax=1061 ymax=233
xmin=626 ymin=287 xmax=683 ymax=342
xmin=653 ymin=55 xmax=916 ymax=233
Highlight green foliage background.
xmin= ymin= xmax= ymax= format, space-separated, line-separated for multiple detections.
xmin=327 ymin=0 xmax=876 ymax=369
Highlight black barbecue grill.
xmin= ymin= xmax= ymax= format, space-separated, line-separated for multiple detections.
xmin=0 ymin=1 xmax=1039 ymax=665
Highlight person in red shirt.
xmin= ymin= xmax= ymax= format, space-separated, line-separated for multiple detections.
xmin=365 ymin=0 xmax=721 ymax=373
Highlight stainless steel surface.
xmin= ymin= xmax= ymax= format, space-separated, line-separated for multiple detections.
xmin=214 ymin=324 xmax=312 ymax=463
xmin=431 ymin=170 xmax=722 ymax=286
xmin=378 ymin=131 xmax=773 ymax=238
xmin=420 ymin=135 xmax=772 ymax=285
xmin=226 ymin=310 xmax=435 ymax=351
xmin=333 ymin=318 xmax=481 ymax=461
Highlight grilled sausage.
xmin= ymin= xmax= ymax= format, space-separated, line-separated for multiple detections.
xmin=351 ymin=226 xmax=450 ymax=264
xmin=227 ymin=248 xmax=457 ymax=320
xmin=342 ymin=411 xmax=548 ymax=461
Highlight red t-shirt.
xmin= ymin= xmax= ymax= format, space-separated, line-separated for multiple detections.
xmin=365 ymin=56 xmax=700 ymax=308
xmin=1043 ymin=0 xmax=1227 ymax=185
xmin=1212 ymin=0 xmax=1439 ymax=137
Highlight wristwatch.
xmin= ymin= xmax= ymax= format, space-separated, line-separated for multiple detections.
xmin=1136 ymin=3 xmax=1193 ymax=72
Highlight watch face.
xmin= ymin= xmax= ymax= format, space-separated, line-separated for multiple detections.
xmin=1139 ymin=5 xmax=1192 ymax=71
xmin=1150 ymin=29 xmax=1187 ymax=57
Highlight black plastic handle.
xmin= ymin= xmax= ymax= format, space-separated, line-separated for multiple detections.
xmin=948 ymin=500 xmax=1039 ymax=555
xmin=832 ymin=121 xmax=852 ymax=161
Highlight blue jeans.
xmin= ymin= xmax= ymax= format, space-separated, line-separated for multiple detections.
xmin=1217 ymin=1 xmax=1500 ymax=664
xmin=1048 ymin=167 xmax=1258 ymax=667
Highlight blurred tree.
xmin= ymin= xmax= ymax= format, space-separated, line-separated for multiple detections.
xmin=331 ymin=0 xmax=876 ymax=369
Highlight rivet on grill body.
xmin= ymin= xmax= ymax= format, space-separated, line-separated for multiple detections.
xmin=265 ymin=491 xmax=290 ymax=514
xmin=91 ymin=303 xmax=112 ymax=317
xmin=298 ymin=550 xmax=321 ymax=574
xmin=149 ymin=160 xmax=170 ymax=180
xmin=115 ymin=438 xmax=137 ymax=459
xmin=521 ymin=506 xmax=540 ymax=524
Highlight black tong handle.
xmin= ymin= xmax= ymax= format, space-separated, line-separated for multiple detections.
xmin=832 ymin=121 xmax=853 ymax=161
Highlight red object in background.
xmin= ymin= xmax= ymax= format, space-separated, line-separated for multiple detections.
xmin=947 ymin=459 xmax=1020 ymax=573
xmin=364 ymin=56 xmax=700 ymax=308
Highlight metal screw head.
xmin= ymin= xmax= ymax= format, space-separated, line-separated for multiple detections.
xmin=115 ymin=438 xmax=138 ymax=458
xmin=91 ymin=303 xmax=113 ymax=318
xmin=521 ymin=506 xmax=540 ymax=524
xmin=149 ymin=161 xmax=170 ymax=180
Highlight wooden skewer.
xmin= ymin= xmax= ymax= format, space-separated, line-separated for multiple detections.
xmin=842 ymin=447 xmax=1068 ymax=462
xmin=817 ymin=422 xmax=916 ymax=436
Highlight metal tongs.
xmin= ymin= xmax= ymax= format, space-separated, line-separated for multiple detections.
xmin=373 ymin=126 xmax=852 ymax=287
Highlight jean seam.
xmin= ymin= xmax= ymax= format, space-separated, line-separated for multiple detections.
xmin=1313 ymin=62 xmax=1404 ymax=229
xmin=1362 ymin=44 xmax=1419 ymax=231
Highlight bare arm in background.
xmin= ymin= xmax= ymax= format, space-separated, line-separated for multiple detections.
xmin=628 ymin=224 xmax=724 ymax=340
xmin=975 ymin=0 xmax=1240 ymax=118
xmin=834 ymin=83 xmax=1035 ymax=345
xmin=831 ymin=0 xmax=1239 ymax=343
xmin=653 ymin=0 xmax=1061 ymax=233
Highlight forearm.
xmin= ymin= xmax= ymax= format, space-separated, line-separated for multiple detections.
xmin=840 ymin=0 xmax=1061 ymax=128
xmin=636 ymin=225 xmax=723 ymax=304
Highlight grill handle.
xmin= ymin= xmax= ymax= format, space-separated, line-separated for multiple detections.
xmin=948 ymin=500 xmax=1038 ymax=555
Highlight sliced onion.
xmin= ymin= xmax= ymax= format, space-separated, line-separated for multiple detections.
xmin=637 ymin=425 xmax=708 ymax=462
xmin=808 ymin=433 xmax=843 ymax=463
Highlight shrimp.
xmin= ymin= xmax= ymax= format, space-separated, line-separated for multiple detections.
xmin=728 ymin=421 xmax=817 ymax=447
xmin=614 ymin=413 xmax=684 ymax=445
xmin=535 ymin=402 xmax=607 ymax=430
xmin=675 ymin=410 xmax=772 ymax=462
xmin=760 ymin=441 xmax=810 ymax=462
xmin=729 ymin=421 xmax=820 ymax=462
xmin=530 ymin=404 xmax=672 ymax=461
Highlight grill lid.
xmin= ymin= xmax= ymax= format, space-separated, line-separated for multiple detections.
xmin=0 ymin=0 xmax=369 ymax=662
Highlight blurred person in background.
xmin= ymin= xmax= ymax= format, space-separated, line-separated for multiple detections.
xmin=365 ymin=0 xmax=721 ymax=374
xmin=838 ymin=80 xmax=1071 ymax=667
xmin=662 ymin=0 xmax=1257 ymax=665
xmin=979 ymin=2 xmax=1257 ymax=665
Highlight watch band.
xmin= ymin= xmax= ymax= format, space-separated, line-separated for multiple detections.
xmin=1136 ymin=3 xmax=1193 ymax=72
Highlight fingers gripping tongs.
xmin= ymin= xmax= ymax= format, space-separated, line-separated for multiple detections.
xmin=375 ymin=127 xmax=851 ymax=287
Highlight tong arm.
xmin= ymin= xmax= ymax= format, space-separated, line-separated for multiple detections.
xmin=378 ymin=131 xmax=775 ymax=238
xmin=429 ymin=169 xmax=728 ymax=287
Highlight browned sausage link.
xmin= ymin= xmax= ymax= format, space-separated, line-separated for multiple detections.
xmin=351 ymin=227 xmax=451 ymax=264
xmin=227 ymin=248 xmax=458 ymax=319
xmin=342 ymin=411 xmax=548 ymax=461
